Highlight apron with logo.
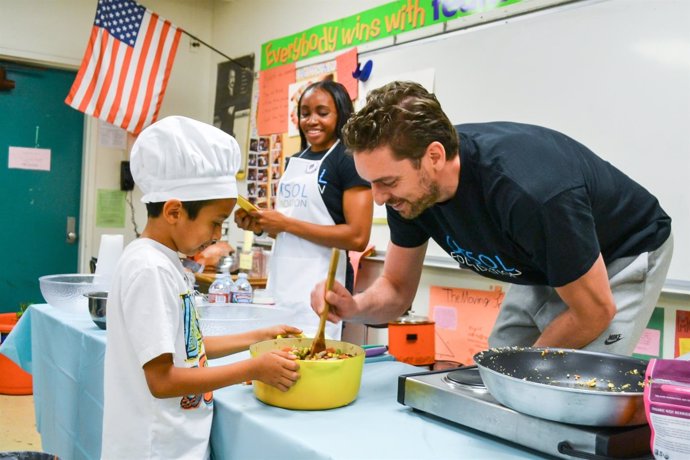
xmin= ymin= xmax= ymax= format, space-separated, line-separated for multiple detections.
xmin=268 ymin=140 xmax=346 ymax=339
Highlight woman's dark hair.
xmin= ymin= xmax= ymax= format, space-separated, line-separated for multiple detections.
xmin=342 ymin=81 xmax=458 ymax=166
xmin=297 ymin=80 xmax=354 ymax=151
xmin=145 ymin=200 xmax=214 ymax=219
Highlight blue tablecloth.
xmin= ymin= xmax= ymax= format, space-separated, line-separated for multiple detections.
xmin=1 ymin=304 xmax=544 ymax=460
xmin=1 ymin=304 xmax=105 ymax=460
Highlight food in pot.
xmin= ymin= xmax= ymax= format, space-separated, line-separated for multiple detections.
xmin=283 ymin=346 xmax=354 ymax=360
xmin=251 ymin=337 xmax=365 ymax=410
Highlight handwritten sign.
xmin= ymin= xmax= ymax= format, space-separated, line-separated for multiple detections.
xmin=429 ymin=286 xmax=504 ymax=365
xmin=634 ymin=329 xmax=661 ymax=357
xmin=633 ymin=306 xmax=664 ymax=359
xmin=257 ymin=63 xmax=295 ymax=135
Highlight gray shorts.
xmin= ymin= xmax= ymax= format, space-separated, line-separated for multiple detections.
xmin=488 ymin=233 xmax=674 ymax=355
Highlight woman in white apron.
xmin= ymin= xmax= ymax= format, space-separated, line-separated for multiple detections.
xmin=235 ymin=81 xmax=372 ymax=339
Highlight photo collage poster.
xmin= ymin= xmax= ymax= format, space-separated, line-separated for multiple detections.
xmin=247 ymin=134 xmax=283 ymax=209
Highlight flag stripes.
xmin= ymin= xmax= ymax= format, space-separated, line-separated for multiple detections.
xmin=65 ymin=0 xmax=181 ymax=134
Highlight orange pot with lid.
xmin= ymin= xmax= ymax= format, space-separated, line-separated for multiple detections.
xmin=388 ymin=311 xmax=435 ymax=366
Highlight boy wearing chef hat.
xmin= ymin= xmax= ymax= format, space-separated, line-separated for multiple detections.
xmin=101 ymin=116 xmax=300 ymax=459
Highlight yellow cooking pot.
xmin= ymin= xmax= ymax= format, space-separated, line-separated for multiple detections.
xmin=249 ymin=337 xmax=365 ymax=410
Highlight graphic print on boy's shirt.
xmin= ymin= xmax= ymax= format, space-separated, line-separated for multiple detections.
xmin=180 ymin=292 xmax=213 ymax=409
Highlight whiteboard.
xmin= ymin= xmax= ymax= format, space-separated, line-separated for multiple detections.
xmin=361 ymin=0 xmax=690 ymax=284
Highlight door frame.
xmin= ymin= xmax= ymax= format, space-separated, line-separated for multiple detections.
xmin=79 ymin=110 xmax=99 ymax=273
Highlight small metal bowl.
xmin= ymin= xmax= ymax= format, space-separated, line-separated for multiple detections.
xmin=84 ymin=291 xmax=108 ymax=330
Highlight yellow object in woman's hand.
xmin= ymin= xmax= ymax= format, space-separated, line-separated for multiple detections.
xmin=237 ymin=195 xmax=258 ymax=212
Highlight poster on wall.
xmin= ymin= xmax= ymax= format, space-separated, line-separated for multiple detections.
xmin=214 ymin=54 xmax=254 ymax=138
xmin=429 ymin=285 xmax=504 ymax=366
xmin=675 ymin=310 xmax=690 ymax=357
xmin=632 ymin=307 xmax=664 ymax=360
xmin=268 ymin=134 xmax=284 ymax=209
xmin=214 ymin=54 xmax=255 ymax=178
xmin=247 ymin=135 xmax=284 ymax=209
xmin=96 ymin=189 xmax=126 ymax=228
xmin=257 ymin=63 xmax=295 ymax=136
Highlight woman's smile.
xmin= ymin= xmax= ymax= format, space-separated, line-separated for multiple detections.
xmin=299 ymin=88 xmax=338 ymax=151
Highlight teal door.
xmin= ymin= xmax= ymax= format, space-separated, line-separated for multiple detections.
xmin=0 ymin=61 xmax=84 ymax=313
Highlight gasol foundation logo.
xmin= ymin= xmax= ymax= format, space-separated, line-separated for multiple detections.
xmin=261 ymin=0 xmax=523 ymax=69
xmin=446 ymin=235 xmax=522 ymax=279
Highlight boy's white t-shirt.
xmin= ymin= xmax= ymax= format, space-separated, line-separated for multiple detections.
xmin=102 ymin=238 xmax=213 ymax=460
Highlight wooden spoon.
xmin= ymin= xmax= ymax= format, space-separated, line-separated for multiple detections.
xmin=308 ymin=248 xmax=340 ymax=358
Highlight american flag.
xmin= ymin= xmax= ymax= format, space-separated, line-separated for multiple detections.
xmin=65 ymin=0 xmax=182 ymax=134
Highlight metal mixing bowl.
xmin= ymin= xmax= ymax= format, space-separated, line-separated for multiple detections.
xmin=84 ymin=291 xmax=108 ymax=330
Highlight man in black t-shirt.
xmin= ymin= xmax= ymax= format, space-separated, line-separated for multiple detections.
xmin=310 ymin=81 xmax=673 ymax=355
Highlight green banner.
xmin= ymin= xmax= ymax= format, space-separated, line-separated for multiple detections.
xmin=261 ymin=0 xmax=523 ymax=70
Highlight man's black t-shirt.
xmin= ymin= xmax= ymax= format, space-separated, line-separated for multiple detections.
xmin=388 ymin=122 xmax=671 ymax=287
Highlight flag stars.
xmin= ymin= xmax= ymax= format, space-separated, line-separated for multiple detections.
xmin=93 ymin=0 xmax=151 ymax=44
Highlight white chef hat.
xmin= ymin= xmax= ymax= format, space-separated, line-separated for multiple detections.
xmin=130 ymin=116 xmax=240 ymax=203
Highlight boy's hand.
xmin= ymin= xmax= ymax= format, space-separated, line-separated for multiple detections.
xmin=258 ymin=325 xmax=302 ymax=341
xmin=253 ymin=350 xmax=300 ymax=392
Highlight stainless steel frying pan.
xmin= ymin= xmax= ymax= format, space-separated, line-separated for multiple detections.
xmin=474 ymin=347 xmax=648 ymax=427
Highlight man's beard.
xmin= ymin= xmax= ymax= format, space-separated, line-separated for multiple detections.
xmin=398 ymin=169 xmax=440 ymax=219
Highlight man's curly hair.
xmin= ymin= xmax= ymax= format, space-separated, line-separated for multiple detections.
xmin=342 ymin=81 xmax=458 ymax=167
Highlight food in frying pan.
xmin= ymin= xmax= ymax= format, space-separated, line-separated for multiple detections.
xmin=478 ymin=346 xmax=645 ymax=393
xmin=475 ymin=347 xmax=648 ymax=426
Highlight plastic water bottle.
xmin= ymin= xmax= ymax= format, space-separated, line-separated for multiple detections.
xmin=232 ymin=272 xmax=253 ymax=304
xmin=207 ymin=268 xmax=234 ymax=304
